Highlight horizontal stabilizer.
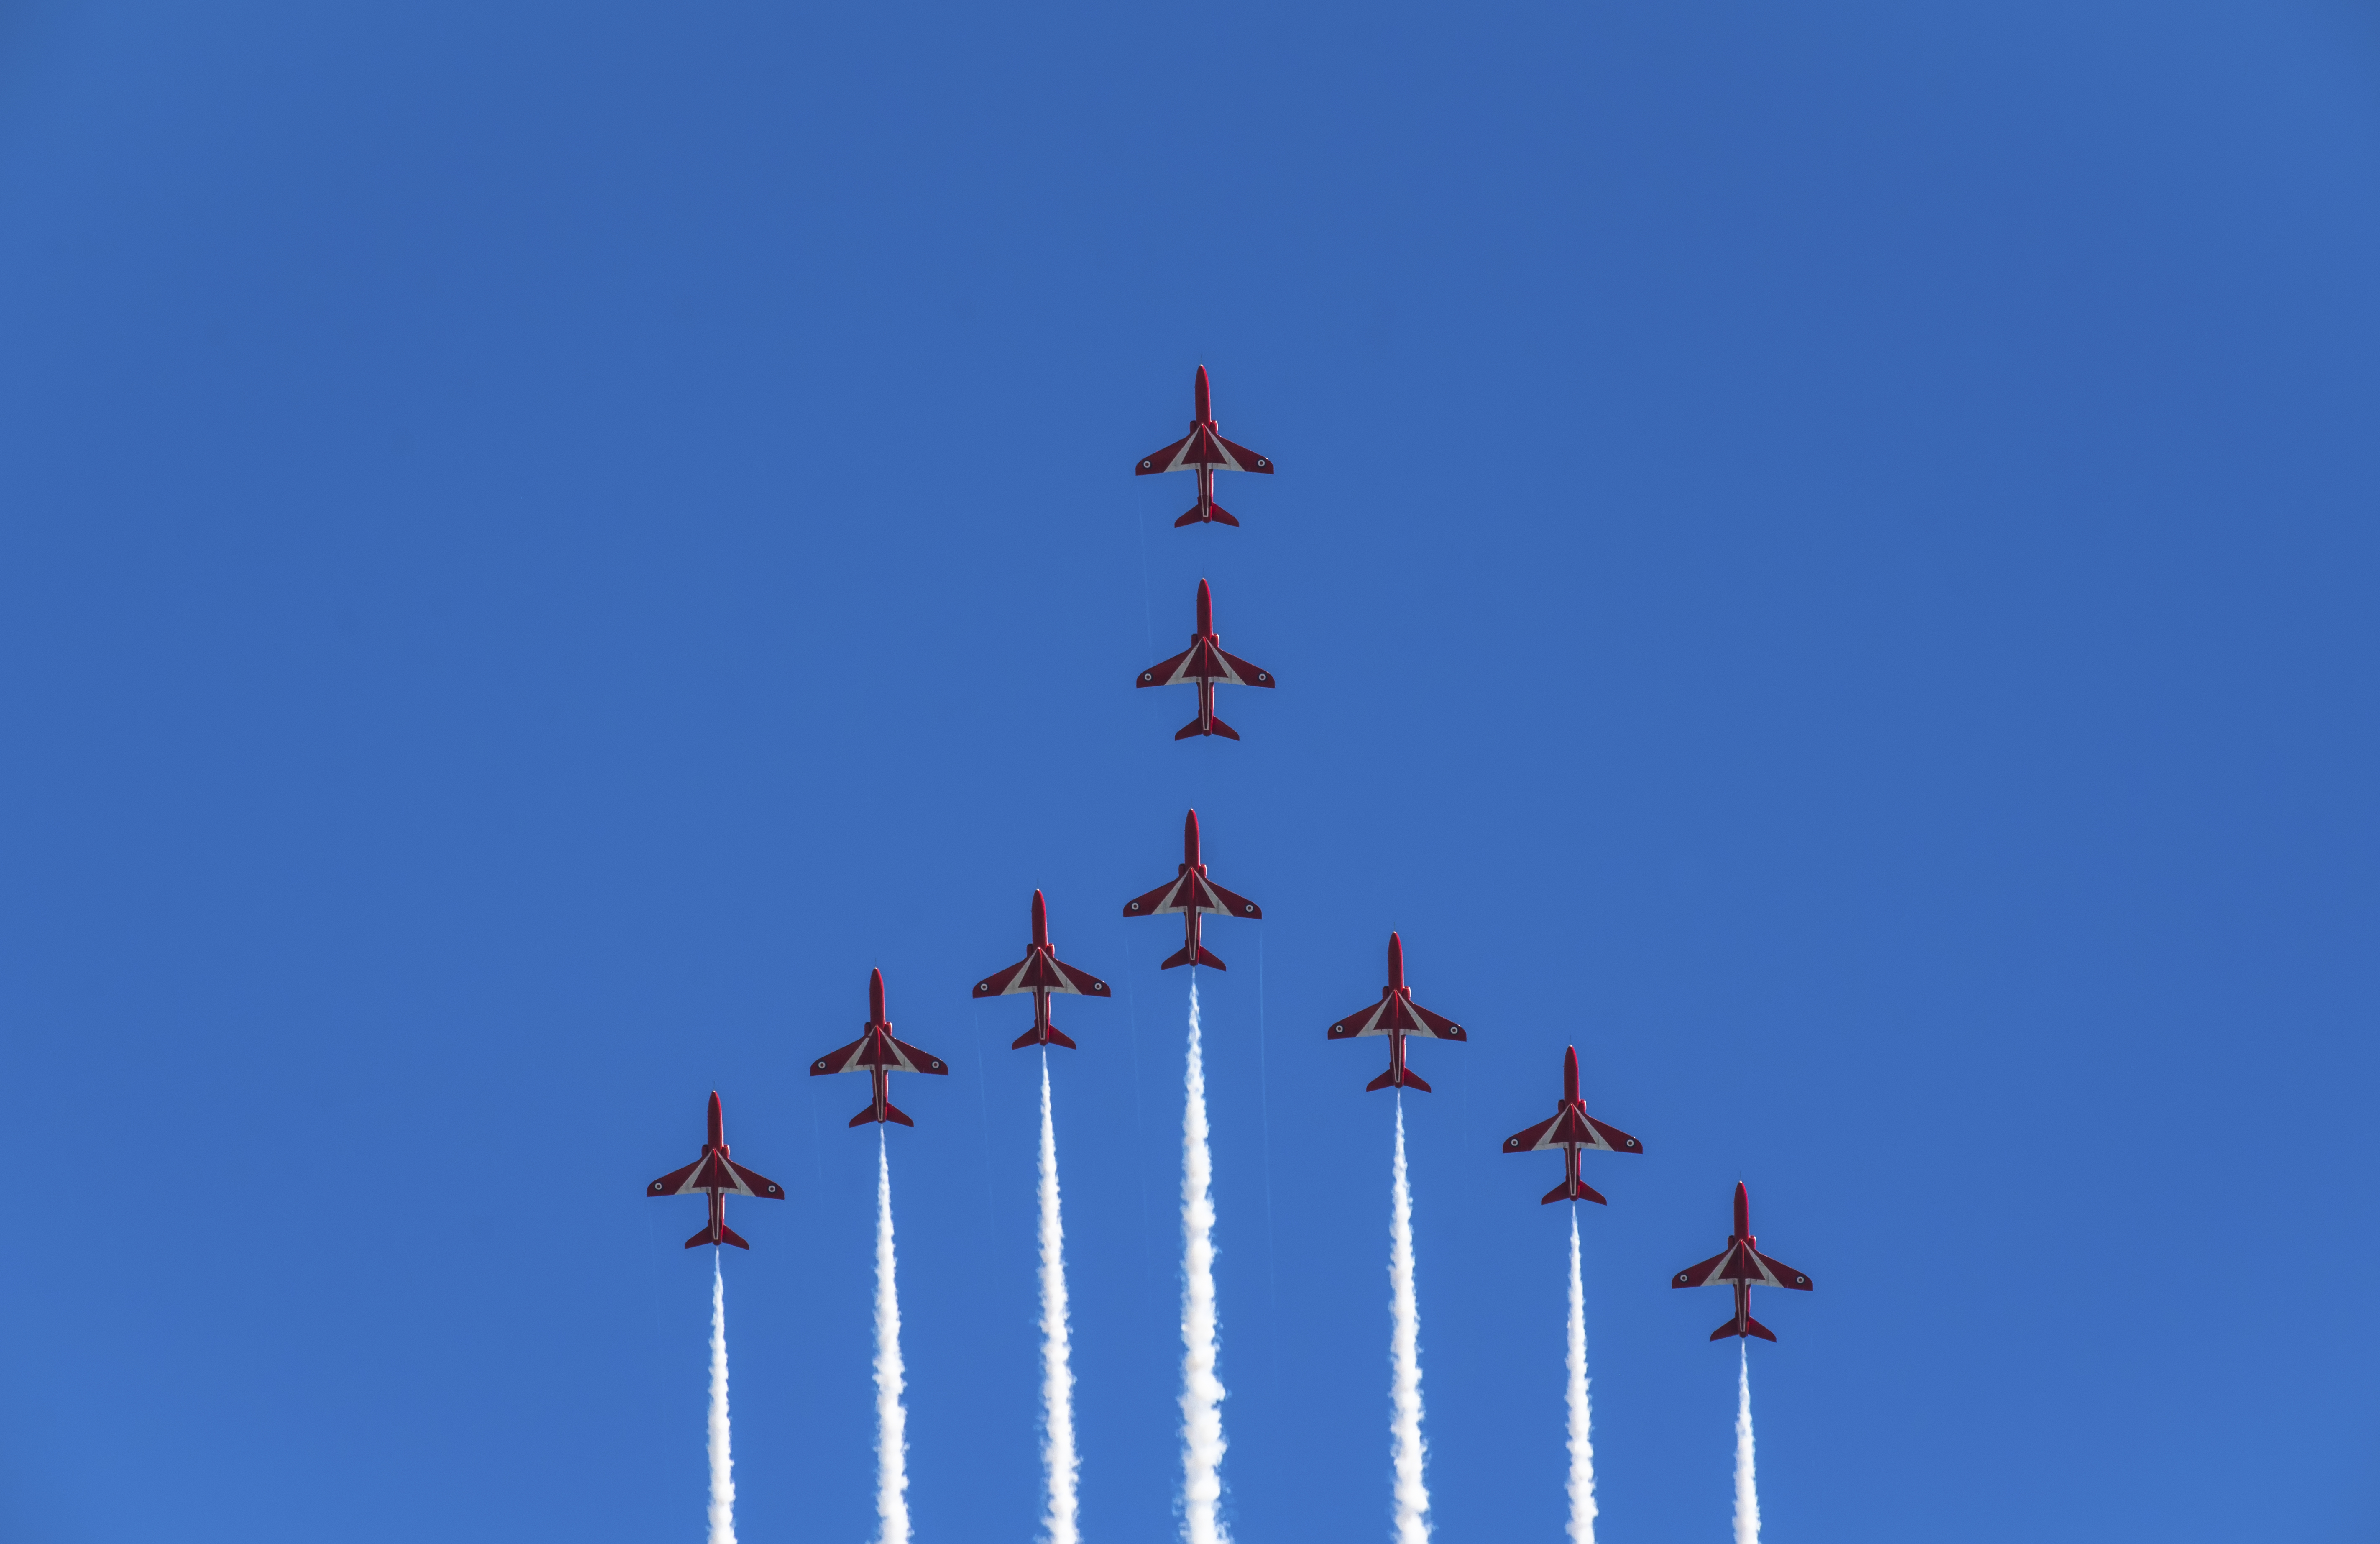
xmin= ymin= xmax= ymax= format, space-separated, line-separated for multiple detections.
xmin=849 ymin=1101 xmax=916 ymax=1128
xmin=1174 ymin=503 xmax=1239 ymax=527
xmin=1713 ymin=1316 xmax=1776 ymax=1342
xmin=1367 ymin=1065 xmax=1432 ymax=1093
xmin=1176 ymin=715 xmax=1240 ymax=740
xmin=1013 ymin=1025 xmax=1079 ymax=1050
xmin=1162 ymin=944 xmax=1228 ymax=970
xmin=1542 ymin=1178 xmax=1609 ymax=1206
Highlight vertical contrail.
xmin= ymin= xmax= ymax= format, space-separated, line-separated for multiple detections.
xmin=876 ymin=1131 xmax=912 ymax=1544
xmin=1565 ymin=1211 xmax=1595 ymax=1544
xmin=1039 ymin=1052 xmax=1082 ymax=1544
xmin=1733 ymin=1344 xmax=1759 ymax=1544
xmin=1181 ymin=980 xmax=1229 ymax=1544
xmin=708 ymin=1251 xmax=736 ymax=1544
xmin=1388 ymin=1101 xmax=1430 ymax=1544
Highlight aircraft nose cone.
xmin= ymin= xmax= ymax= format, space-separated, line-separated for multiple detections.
xmin=870 ymin=968 xmax=887 ymax=1023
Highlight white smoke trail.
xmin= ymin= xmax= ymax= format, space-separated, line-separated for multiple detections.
xmin=1388 ymin=1101 xmax=1429 ymax=1544
xmin=876 ymin=1131 xmax=912 ymax=1544
xmin=1733 ymin=1343 xmax=1760 ymax=1544
xmin=1181 ymin=980 xmax=1229 ymax=1544
xmin=1565 ymin=1211 xmax=1595 ymax=1544
xmin=709 ymin=1252 xmax=736 ymax=1544
xmin=1038 ymin=1052 xmax=1081 ymax=1544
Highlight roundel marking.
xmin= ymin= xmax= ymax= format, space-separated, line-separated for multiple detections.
xmin=1255 ymin=458 xmax=1268 ymax=468
xmin=1141 ymin=672 xmax=1153 ymax=682
xmin=767 ymin=1184 xmax=780 ymax=1194
xmin=1243 ymin=904 xmax=1256 ymax=914
xmin=1624 ymin=1138 xmax=1636 ymax=1148
xmin=1676 ymin=1273 xmax=1690 ymax=1284
xmin=1255 ymin=673 xmax=1268 ymax=682
xmin=1140 ymin=459 xmax=1152 ymax=469
xmin=1794 ymin=1275 xmax=1806 ymax=1285
xmin=1127 ymin=902 xmax=1140 ymax=912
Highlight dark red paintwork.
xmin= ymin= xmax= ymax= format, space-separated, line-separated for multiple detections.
xmin=1671 ymin=1181 xmax=1815 ymax=1342
xmin=1502 ymin=1046 xmax=1644 ymax=1205
xmin=646 ymin=1090 xmax=785 ymax=1250
xmin=1327 ymin=932 xmax=1468 ymax=1092
xmin=974 ymin=890 xmax=1112 ymax=1049
xmin=1121 ymin=808 xmax=1263 ymax=970
xmin=810 ymin=969 xmax=950 ymax=1127
xmin=1134 ymin=364 xmax=1274 ymax=527
xmin=1136 ymin=578 xmax=1276 ymax=740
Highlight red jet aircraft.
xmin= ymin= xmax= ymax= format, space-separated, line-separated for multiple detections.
xmin=810 ymin=968 xmax=949 ymax=1127
xmin=1138 ymin=578 xmax=1275 ymax=741
xmin=1135 ymin=364 xmax=1273 ymax=527
xmin=1123 ymin=808 xmax=1262 ymax=970
xmin=1327 ymin=932 xmax=1467 ymax=1092
xmin=647 ymin=1091 xmax=784 ymax=1250
xmin=1502 ymin=1046 xmax=1644 ymax=1204
xmin=1672 ymin=1182 xmax=1814 ymax=1342
xmin=973 ymin=889 xmax=1111 ymax=1049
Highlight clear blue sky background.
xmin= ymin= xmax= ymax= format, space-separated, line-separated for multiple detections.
xmin=2 ymin=3 xmax=2375 ymax=1541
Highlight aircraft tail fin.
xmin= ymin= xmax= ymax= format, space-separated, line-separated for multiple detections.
xmin=1711 ymin=1316 xmax=1776 ymax=1342
xmin=1542 ymin=1178 xmax=1609 ymax=1206
xmin=1368 ymin=1065 xmax=1432 ymax=1093
xmin=847 ymin=1101 xmax=914 ymax=1128
xmin=683 ymin=1223 xmax=749 ymax=1250
xmin=1175 ymin=715 xmax=1240 ymax=740
xmin=718 ymin=1224 xmax=749 ymax=1251
xmin=1175 ymin=502 xmax=1239 ymax=527
xmin=1013 ymin=1024 xmax=1079 ymax=1050
xmin=1163 ymin=943 xmax=1228 ymax=970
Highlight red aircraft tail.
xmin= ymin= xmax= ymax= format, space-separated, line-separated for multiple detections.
xmin=1368 ymin=1065 xmax=1432 ymax=1093
xmin=1542 ymin=1177 xmax=1610 ymax=1206
xmin=1176 ymin=715 xmax=1240 ymax=740
xmin=685 ymin=1224 xmax=751 ymax=1250
xmin=1013 ymin=1025 xmax=1079 ymax=1050
xmin=850 ymin=1101 xmax=915 ymax=1128
xmin=1713 ymin=1316 xmax=1775 ymax=1342
xmin=1174 ymin=503 xmax=1239 ymax=528
xmin=1162 ymin=943 xmax=1228 ymax=970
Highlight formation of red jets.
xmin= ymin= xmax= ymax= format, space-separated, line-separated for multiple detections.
xmin=647 ymin=366 xmax=1815 ymax=1343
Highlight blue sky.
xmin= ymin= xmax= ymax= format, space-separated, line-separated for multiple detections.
xmin=2 ymin=3 xmax=2376 ymax=1540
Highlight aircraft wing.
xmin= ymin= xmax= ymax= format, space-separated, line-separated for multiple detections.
xmin=1327 ymin=999 xmax=1393 ymax=1038
xmin=1214 ymin=649 xmax=1276 ymax=688
xmin=1125 ymin=875 xmax=1190 ymax=917
xmin=972 ymin=957 xmax=1036 ymax=997
xmin=1215 ymin=435 xmax=1273 ymax=473
xmin=1136 ymin=432 xmax=1196 ymax=476
xmin=729 ymin=1161 xmax=786 ymax=1201
xmin=888 ymin=1037 xmax=951 ymax=1076
xmin=1584 ymin=1115 xmax=1641 ymax=1153
xmin=1050 ymin=956 xmax=1110 ymax=996
xmin=1201 ymin=877 xmax=1262 ymax=919
xmin=1754 ymin=1250 xmax=1814 ymax=1291
xmin=1137 ymin=647 xmax=1196 ymax=688
xmin=1671 ymin=1247 xmax=1736 ymax=1289
xmin=648 ymin=1158 xmax=706 ymax=1196
xmin=810 ymin=1036 xmax=869 ymax=1076
xmin=1407 ymin=1000 xmax=1466 ymax=1040
xmin=1503 ymin=1113 xmax=1561 ymax=1152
